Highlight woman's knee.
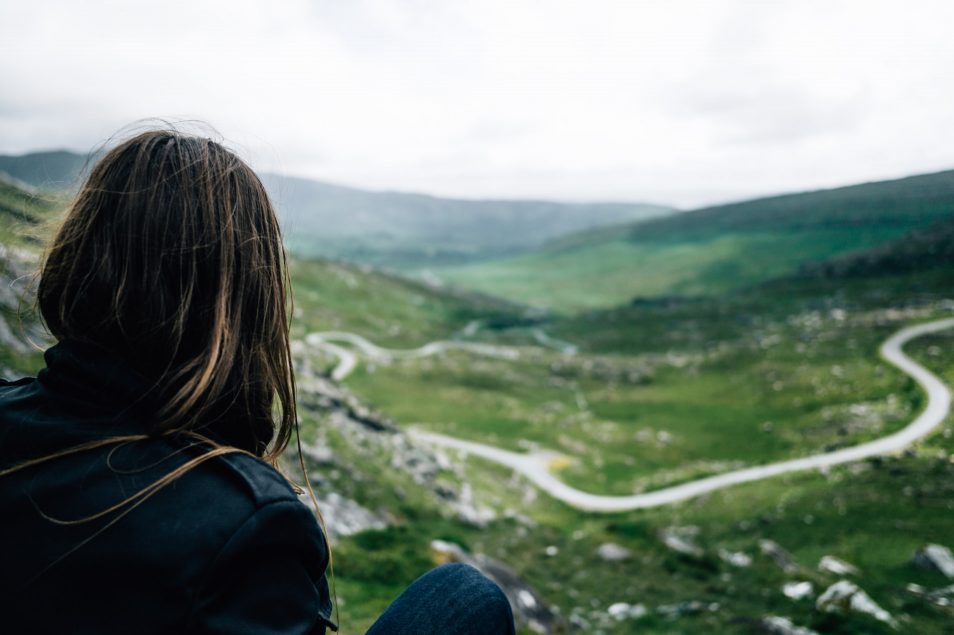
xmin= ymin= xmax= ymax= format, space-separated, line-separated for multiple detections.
xmin=435 ymin=563 xmax=515 ymax=631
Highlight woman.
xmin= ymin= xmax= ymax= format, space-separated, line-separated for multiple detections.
xmin=0 ymin=129 xmax=515 ymax=634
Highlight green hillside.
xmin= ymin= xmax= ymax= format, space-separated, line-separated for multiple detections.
xmin=437 ymin=170 xmax=954 ymax=312
xmin=289 ymin=257 xmax=522 ymax=348
xmin=0 ymin=150 xmax=91 ymax=192
xmin=0 ymin=150 xmax=674 ymax=269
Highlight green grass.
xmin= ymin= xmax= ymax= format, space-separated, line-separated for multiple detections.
xmin=437 ymin=226 xmax=918 ymax=312
xmin=0 ymin=178 xmax=64 ymax=248
xmin=434 ymin=169 xmax=954 ymax=312
xmin=289 ymin=257 xmax=521 ymax=347
xmin=341 ymin=296 xmax=934 ymax=495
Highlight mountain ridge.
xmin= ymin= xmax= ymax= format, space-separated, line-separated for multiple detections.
xmin=0 ymin=149 xmax=673 ymax=267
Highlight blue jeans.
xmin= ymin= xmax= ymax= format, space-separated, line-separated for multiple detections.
xmin=366 ymin=563 xmax=516 ymax=635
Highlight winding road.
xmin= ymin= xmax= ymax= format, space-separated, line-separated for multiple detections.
xmin=305 ymin=317 xmax=954 ymax=512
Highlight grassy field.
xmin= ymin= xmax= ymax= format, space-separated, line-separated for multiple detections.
xmin=288 ymin=257 xmax=522 ymax=348
xmin=339 ymin=276 xmax=943 ymax=495
xmin=435 ymin=170 xmax=954 ymax=312
xmin=310 ymin=344 xmax=954 ymax=634
xmin=437 ymin=226 xmax=913 ymax=312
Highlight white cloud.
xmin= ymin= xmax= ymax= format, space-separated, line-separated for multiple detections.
xmin=1 ymin=0 xmax=953 ymax=207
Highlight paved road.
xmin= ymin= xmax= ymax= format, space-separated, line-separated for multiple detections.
xmin=305 ymin=331 xmax=517 ymax=377
xmin=308 ymin=318 xmax=954 ymax=512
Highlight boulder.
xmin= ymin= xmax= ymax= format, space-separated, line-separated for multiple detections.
xmin=913 ymin=543 xmax=954 ymax=579
xmin=782 ymin=581 xmax=813 ymax=601
xmin=596 ymin=542 xmax=632 ymax=562
xmin=818 ymin=555 xmax=860 ymax=576
xmin=816 ymin=580 xmax=895 ymax=626
xmin=660 ymin=526 xmax=704 ymax=557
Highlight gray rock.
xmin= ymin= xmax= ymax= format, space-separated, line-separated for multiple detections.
xmin=818 ymin=555 xmax=860 ymax=576
xmin=913 ymin=543 xmax=954 ymax=579
xmin=925 ymin=583 xmax=954 ymax=607
xmin=782 ymin=581 xmax=813 ymax=601
xmin=718 ymin=548 xmax=752 ymax=567
xmin=816 ymin=580 xmax=895 ymax=626
xmin=907 ymin=582 xmax=954 ymax=608
xmin=299 ymin=491 xmax=388 ymax=538
xmin=757 ymin=616 xmax=820 ymax=635
xmin=595 ymin=542 xmax=631 ymax=562
xmin=607 ymin=602 xmax=647 ymax=621
xmin=660 ymin=526 xmax=703 ymax=557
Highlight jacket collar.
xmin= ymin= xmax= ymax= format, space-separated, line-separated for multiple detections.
xmin=37 ymin=338 xmax=163 ymax=421
xmin=36 ymin=338 xmax=270 ymax=454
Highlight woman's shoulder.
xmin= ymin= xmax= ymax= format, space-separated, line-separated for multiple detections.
xmin=206 ymin=448 xmax=304 ymax=509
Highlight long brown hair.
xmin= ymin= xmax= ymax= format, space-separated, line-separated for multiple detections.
xmin=38 ymin=128 xmax=296 ymax=459
xmin=4 ymin=127 xmax=336 ymax=618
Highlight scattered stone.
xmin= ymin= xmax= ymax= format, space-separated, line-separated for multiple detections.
xmin=607 ymin=602 xmax=648 ymax=621
xmin=913 ymin=543 xmax=954 ymax=579
xmin=756 ymin=615 xmax=820 ymax=635
xmin=907 ymin=581 xmax=954 ymax=608
xmin=925 ymin=584 xmax=954 ymax=608
xmin=430 ymin=540 xmax=563 ymax=634
xmin=760 ymin=539 xmax=798 ymax=573
xmin=660 ymin=526 xmax=704 ymax=557
xmin=596 ymin=542 xmax=631 ymax=562
xmin=818 ymin=555 xmax=860 ymax=576
xmin=719 ymin=548 xmax=752 ymax=568
xmin=782 ymin=581 xmax=813 ymax=601
xmin=299 ymin=441 xmax=334 ymax=465
xmin=298 ymin=491 xmax=388 ymax=538
xmin=816 ymin=580 xmax=895 ymax=626
xmin=544 ymin=545 xmax=559 ymax=557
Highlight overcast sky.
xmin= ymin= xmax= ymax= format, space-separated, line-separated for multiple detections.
xmin=2 ymin=0 xmax=953 ymax=208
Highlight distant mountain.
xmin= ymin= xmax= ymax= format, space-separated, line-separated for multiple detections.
xmin=0 ymin=150 xmax=94 ymax=192
xmin=0 ymin=150 xmax=674 ymax=267
xmin=437 ymin=169 xmax=954 ymax=312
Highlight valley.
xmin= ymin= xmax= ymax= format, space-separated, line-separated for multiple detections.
xmin=1 ymin=164 xmax=953 ymax=634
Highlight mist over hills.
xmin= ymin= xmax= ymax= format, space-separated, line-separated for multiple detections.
xmin=0 ymin=149 xmax=673 ymax=268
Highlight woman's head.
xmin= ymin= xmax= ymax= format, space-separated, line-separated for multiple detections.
xmin=37 ymin=128 xmax=296 ymax=459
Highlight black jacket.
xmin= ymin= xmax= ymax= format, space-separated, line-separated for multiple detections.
xmin=0 ymin=338 xmax=336 ymax=634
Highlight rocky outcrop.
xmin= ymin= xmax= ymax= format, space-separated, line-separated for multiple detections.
xmin=913 ymin=543 xmax=954 ymax=579
xmin=298 ymin=490 xmax=389 ymax=538
xmin=816 ymin=580 xmax=895 ymax=627
xmin=294 ymin=353 xmax=496 ymax=527
xmin=0 ymin=245 xmax=47 ymax=362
